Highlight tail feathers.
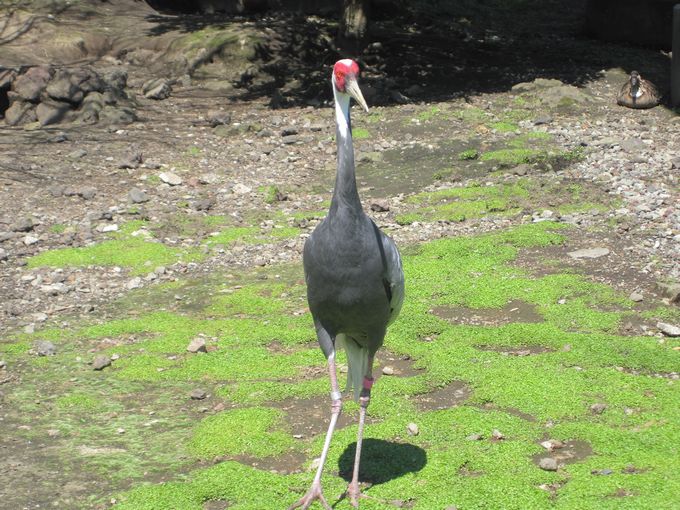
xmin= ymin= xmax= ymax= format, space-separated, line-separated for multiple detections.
xmin=336 ymin=334 xmax=369 ymax=402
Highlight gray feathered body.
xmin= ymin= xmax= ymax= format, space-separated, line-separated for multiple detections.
xmin=303 ymin=83 xmax=404 ymax=398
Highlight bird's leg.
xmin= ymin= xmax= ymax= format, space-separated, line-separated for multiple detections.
xmin=346 ymin=355 xmax=375 ymax=508
xmin=288 ymin=351 xmax=342 ymax=510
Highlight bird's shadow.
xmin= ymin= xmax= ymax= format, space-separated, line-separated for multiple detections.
xmin=337 ymin=439 xmax=427 ymax=485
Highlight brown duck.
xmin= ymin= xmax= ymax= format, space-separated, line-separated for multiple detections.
xmin=617 ymin=71 xmax=660 ymax=109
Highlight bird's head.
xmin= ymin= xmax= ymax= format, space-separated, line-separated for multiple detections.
xmin=333 ymin=59 xmax=369 ymax=112
xmin=630 ymin=70 xmax=641 ymax=88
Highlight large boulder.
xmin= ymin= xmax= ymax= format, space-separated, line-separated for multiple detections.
xmin=12 ymin=65 xmax=53 ymax=101
xmin=4 ymin=98 xmax=37 ymax=126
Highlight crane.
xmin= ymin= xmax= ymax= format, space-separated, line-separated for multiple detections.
xmin=289 ymin=59 xmax=405 ymax=509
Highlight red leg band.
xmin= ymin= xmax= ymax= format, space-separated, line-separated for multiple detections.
xmin=362 ymin=377 xmax=374 ymax=390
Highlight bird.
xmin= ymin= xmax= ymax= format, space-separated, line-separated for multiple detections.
xmin=288 ymin=59 xmax=405 ymax=510
xmin=617 ymin=70 xmax=660 ymax=109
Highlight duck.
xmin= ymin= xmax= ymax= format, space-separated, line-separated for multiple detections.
xmin=617 ymin=71 xmax=660 ymax=109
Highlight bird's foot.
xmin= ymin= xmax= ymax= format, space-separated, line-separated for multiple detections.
xmin=288 ymin=481 xmax=332 ymax=510
xmin=344 ymin=481 xmax=369 ymax=508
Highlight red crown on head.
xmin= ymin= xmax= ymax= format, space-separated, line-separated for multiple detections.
xmin=333 ymin=59 xmax=360 ymax=92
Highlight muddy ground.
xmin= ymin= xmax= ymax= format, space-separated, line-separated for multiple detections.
xmin=1 ymin=1 xmax=679 ymax=509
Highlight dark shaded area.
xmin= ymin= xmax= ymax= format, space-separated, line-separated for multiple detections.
xmin=139 ymin=0 xmax=672 ymax=109
xmin=338 ymin=439 xmax=426 ymax=484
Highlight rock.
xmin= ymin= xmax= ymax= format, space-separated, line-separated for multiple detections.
xmin=533 ymin=115 xmax=553 ymax=125
xmin=23 ymin=235 xmax=39 ymax=245
xmin=142 ymin=78 xmax=172 ymax=100
xmin=99 ymin=106 xmax=137 ymax=124
xmin=0 ymin=248 xmax=7 ymax=261
xmin=0 ymin=69 xmax=16 ymax=89
xmin=34 ymin=340 xmax=56 ymax=356
xmin=11 ymin=217 xmax=34 ymax=232
xmin=657 ymin=322 xmax=680 ymax=337
xmin=207 ymin=110 xmax=231 ymax=127
xmin=45 ymin=70 xmax=84 ymax=104
xmin=590 ymin=403 xmax=608 ymax=414
xmin=36 ymin=100 xmax=73 ymax=126
xmin=192 ymin=197 xmax=216 ymax=211
xmin=78 ymin=187 xmax=97 ymax=200
xmin=282 ymin=134 xmax=301 ymax=144
xmin=190 ymin=389 xmax=208 ymax=400
xmin=118 ymin=149 xmax=143 ymax=169
xmin=381 ymin=365 xmax=395 ymax=375
xmin=4 ymin=100 xmax=37 ymax=126
xmin=466 ymin=433 xmax=483 ymax=441
xmin=232 ymin=183 xmax=252 ymax=195
xmin=491 ymin=429 xmax=505 ymax=440
xmin=538 ymin=457 xmax=558 ymax=471
xmin=159 ymin=172 xmax=182 ymax=186
xmin=656 ymin=282 xmax=680 ymax=303
xmin=126 ymin=277 xmax=142 ymax=290
xmin=406 ymin=422 xmax=419 ymax=436
xmin=187 ymin=336 xmax=207 ymax=353
xmin=128 ymin=188 xmax=149 ymax=204
xmin=370 ymin=200 xmax=390 ymax=212
xmin=591 ymin=468 xmax=613 ymax=476
xmin=620 ymin=138 xmax=647 ymax=152
xmin=13 ymin=65 xmax=52 ymax=101
xmin=198 ymin=173 xmax=220 ymax=185
xmin=629 ymin=292 xmax=644 ymax=302
xmin=567 ymin=247 xmax=610 ymax=259
xmin=79 ymin=92 xmax=104 ymax=123
xmin=513 ymin=163 xmax=530 ymax=176
xmin=67 ymin=149 xmax=87 ymax=160
xmin=92 ymin=355 xmax=112 ymax=370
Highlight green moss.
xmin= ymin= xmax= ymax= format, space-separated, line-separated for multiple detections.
xmin=189 ymin=408 xmax=296 ymax=459
xmin=454 ymin=107 xmax=488 ymax=124
xmin=458 ymin=149 xmax=479 ymax=160
xmin=490 ymin=121 xmax=518 ymax=132
xmin=205 ymin=226 xmax=300 ymax=247
xmin=27 ymin=237 xmax=202 ymax=275
xmin=185 ymin=146 xmax=201 ymax=157
xmin=259 ymin=185 xmax=280 ymax=204
xmin=55 ymin=393 xmax=103 ymax=410
xmin=352 ymin=127 xmax=370 ymax=139
xmin=480 ymin=148 xmax=540 ymax=165
xmin=417 ymin=106 xmax=441 ymax=121
xmin=49 ymin=223 xmax=67 ymax=234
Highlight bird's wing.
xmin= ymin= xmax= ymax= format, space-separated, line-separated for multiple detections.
xmin=378 ymin=228 xmax=405 ymax=324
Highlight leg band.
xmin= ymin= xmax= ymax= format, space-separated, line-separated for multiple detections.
xmin=362 ymin=377 xmax=374 ymax=390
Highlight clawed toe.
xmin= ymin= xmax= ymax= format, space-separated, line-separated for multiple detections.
xmin=288 ymin=482 xmax=332 ymax=510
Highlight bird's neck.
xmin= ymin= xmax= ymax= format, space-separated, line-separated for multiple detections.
xmin=331 ymin=90 xmax=361 ymax=213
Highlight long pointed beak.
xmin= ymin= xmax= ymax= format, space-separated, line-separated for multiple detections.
xmin=345 ymin=77 xmax=369 ymax=113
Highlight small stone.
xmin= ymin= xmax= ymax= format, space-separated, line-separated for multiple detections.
xmin=590 ymin=403 xmax=608 ymax=414
xmin=78 ymin=187 xmax=97 ymax=200
xmin=655 ymin=282 xmax=680 ymax=303
xmin=187 ymin=336 xmax=207 ymax=353
xmin=198 ymin=173 xmax=220 ymax=185
xmin=192 ymin=197 xmax=216 ymax=211
xmin=118 ymin=150 xmax=143 ymax=169
xmin=232 ymin=183 xmax=252 ymax=195
xmin=538 ymin=457 xmax=558 ymax=471
xmin=126 ymin=277 xmax=142 ymax=290
xmin=533 ymin=115 xmax=553 ymax=125
xmin=0 ymin=248 xmax=7 ymax=261
xmin=0 ymin=360 xmax=6 ymax=369
xmin=159 ymin=172 xmax=182 ymax=186
xmin=23 ymin=235 xmax=39 ymax=246
xmin=128 ymin=188 xmax=149 ymax=204
xmin=567 ymin=247 xmax=610 ymax=259
xmin=11 ymin=217 xmax=34 ymax=232
xmin=629 ymin=292 xmax=644 ymax=302
xmin=466 ymin=433 xmax=483 ymax=441
xmin=591 ymin=468 xmax=613 ymax=476
xmin=281 ymin=134 xmax=301 ymax=144
xmin=370 ymin=200 xmax=390 ymax=212
xmin=406 ymin=422 xmax=419 ymax=436
xmin=116 ymin=428 xmax=126 ymax=434
xmin=67 ymin=149 xmax=87 ymax=160
xmin=34 ymin=340 xmax=56 ymax=356
xmin=381 ymin=365 xmax=395 ymax=375
xmin=207 ymin=110 xmax=231 ymax=127
xmin=657 ymin=322 xmax=680 ymax=337
xmin=92 ymin=355 xmax=112 ymax=370
xmin=142 ymin=78 xmax=172 ymax=100
xmin=190 ymin=389 xmax=208 ymax=400
xmin=47 ymin=429 xmax=60 ymax=437
xmin=491 ymin=429 xmax=505 ymax=440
